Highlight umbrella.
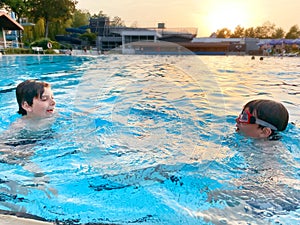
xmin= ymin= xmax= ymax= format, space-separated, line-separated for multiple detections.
xmin=292 ymin=39 xmax=300 ymax=45
xmin=269 ymin=39 xmax=284 ymax=45
xmin=257 ymin=40 xmax=271 ymax=46
xmin=283 ymin=39 xmax=294 ymax=45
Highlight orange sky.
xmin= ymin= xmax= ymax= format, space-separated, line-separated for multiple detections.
xmin=77 ymin=0 xmax=300 ymax=37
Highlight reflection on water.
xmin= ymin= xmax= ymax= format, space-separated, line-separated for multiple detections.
xmin=0 ymin=55 xmax=299 ymax=224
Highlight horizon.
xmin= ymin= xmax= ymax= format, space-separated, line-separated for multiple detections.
xmin=76 ymin=0 xmax=300 ymax=37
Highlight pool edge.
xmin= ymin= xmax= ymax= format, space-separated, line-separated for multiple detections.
xmin=0 ymin=214 xmax=54 ymax=224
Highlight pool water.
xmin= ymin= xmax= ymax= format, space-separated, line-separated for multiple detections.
xmin=0 ymin=54 xmax=299 ymax=225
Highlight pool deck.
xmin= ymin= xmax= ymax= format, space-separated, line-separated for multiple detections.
xmin=0 ymin=215 xmax=54 ymax=225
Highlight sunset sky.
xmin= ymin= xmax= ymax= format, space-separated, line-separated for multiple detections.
xmin=77 ymin=0 xmax=300 ymax=37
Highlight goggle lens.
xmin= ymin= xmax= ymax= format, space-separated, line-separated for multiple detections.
xmin=237 ymin=109 xmax=278 ymax=131
xmin=238 ymin=110 xmax=251 ymax=123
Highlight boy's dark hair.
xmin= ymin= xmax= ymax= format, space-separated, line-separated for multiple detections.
xmin=244 ymin=99 xmax=289 ymax=132
xmin=16 ymin=80 xmax=50 ymax=115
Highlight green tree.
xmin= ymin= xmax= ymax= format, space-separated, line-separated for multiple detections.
xmin=72 ymin=9 xmax=90 ymax=28
xmin=285 ymin=25 xmax=300 ymax=39
xmin=28 ymin=0 xmax=77 ymax=38
xmin=0 ymin=0 xmax=31 ymax=41
xmin=231 ymin=25 xmax=244 ymax=38
xmin=48 ymin=18 xmax=72 ymax=40
xmin=0 ymin=0 xmax=28 ymax=22
xmin=79 ymin=32 xmax=96 ymax=45
xmin=216 ymin=28 xmax=231 ymax=38
xmin=32 ymin=18 xmax=45 ymax=40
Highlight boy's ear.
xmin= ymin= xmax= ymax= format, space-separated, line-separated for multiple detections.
xmin=22 ymin=101 xmax=32 ymax=112
xmin=260 ymin=127 xmax=272 ymax=138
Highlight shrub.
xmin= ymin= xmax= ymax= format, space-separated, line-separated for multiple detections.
xmin=30 ymin=38 xmax=60 ymax=50
xmin=4 ymin=48 xmax=32 ymax=54
xmin=79 ymin=32 xmax=96 ymax=45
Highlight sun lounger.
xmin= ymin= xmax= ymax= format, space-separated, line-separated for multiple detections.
xmin=32 ymin=47 xmax=44 ymax=54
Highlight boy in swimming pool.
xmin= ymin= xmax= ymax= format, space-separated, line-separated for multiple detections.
xmin=0 ymin=80 xmax=58 ymax=195
xmin=235 ymin=99 xmax=289 ymax=139
xmin=16 ymin=80 xmax=56 ymax=118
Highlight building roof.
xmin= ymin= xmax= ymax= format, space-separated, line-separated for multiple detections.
xmin=0 ymin=12 xmax=23 ymax=30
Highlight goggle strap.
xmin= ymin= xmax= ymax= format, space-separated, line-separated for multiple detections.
xmin=255 ymin=118 xmax=278 ymax=131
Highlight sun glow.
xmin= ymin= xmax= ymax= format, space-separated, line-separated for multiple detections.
xmin=205 ymin=1 xmax=250 ymax=34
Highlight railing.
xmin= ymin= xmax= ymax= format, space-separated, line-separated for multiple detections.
xmin=155 ymin=27 xmax=198 ymax=38
xmin=0 ymin=41 xmax=25 ymax=54
xmin=0 ymin=40 xmax=24 ymax=49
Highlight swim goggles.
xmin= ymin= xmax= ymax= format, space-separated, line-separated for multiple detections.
xmin=237 ymin=110 xmax=278 ymax=131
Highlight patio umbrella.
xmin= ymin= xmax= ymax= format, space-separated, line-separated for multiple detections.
xmin=269 ymin=39 xmax=284 ymax=45
xmin=292 ymin=39 xmax=300 ymax=45
xmin=283 ymin=39 xmax=294 ymax=45
xmin=257 ymin=40 xmax=271 ymax=46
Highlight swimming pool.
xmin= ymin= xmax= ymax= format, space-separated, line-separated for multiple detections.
xmin=0 ymin=54 xmax=299 ymax=224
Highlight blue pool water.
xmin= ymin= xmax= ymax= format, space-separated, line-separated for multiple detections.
xmin=0 ymin=54 xmax=299 ymax=225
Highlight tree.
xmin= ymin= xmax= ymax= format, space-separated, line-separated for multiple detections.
xmin=110 ymin=16 xmax=125 ymax=27
xmin=285 ymin=25 xmax=300 ymax=39
xmin=0 ymin=0 xmax=31 ymax=41
xmin=28 ymin=0 xmax=77 ymax=38
xmin=213 ymin=22 xmax=296 ymax=39
xmin=79 ymin=32 xmax=96 ymax=46
xmin=72 ymin=9 xmax=90 ymax=28
xmin=216 ymin=28 xmax=231 ymax=38
xmin=0 ymin=0 xmax=28 ymax=21
xmin=91 ymin=10 xmax=107 ymax=18
xmin=272 ymin=27 xmax=285 ymax=39
xmin=244 ymin=27 xmax=255 ymax=38
xmin=130 ymin=21 xmax=138 ymax=28
xmin=231 ymin=25 xmax=244 ymax=38
xmin=254 ymin=21 xmax=276 ymax=39
xmin=48 ymin=18 xmax=73 ymax=40
xmin=32 ymin=18 xmax=45 ymax=40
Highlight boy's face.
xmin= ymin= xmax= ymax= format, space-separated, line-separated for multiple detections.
xmin=23 ymin=87 xmax=56 ymax=118
xmin=235 ymin=107 xmax=270 ymax=138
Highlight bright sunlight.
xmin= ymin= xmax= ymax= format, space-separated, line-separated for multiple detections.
xmin=205 ymin=1 xmax=251 ymax=32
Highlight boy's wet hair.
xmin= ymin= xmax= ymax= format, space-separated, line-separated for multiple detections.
xmin=16 ymin=80 xmax=50 ymax=116
xmin=244 ymin=99 xmax=289 ymax=132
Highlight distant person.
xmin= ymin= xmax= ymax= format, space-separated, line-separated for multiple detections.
xmin=235 ymin=99 xmax=289 ymax=139
xmin=66 ymin=48 xmax=73 ymax=55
